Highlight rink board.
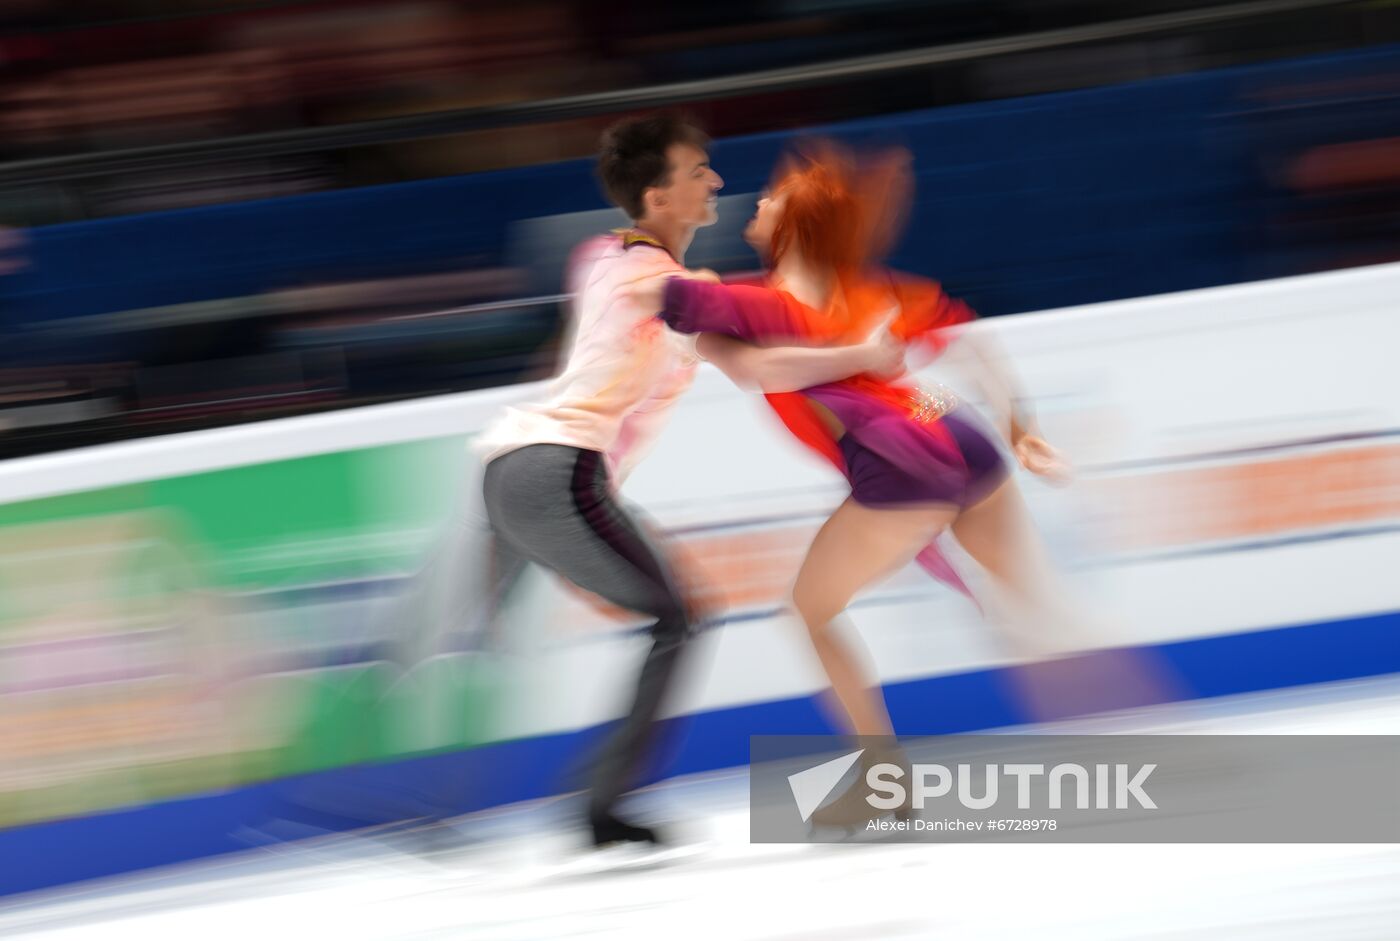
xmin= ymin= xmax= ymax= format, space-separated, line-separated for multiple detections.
xmin=1 ymin=262 xmax=1397 ymax=896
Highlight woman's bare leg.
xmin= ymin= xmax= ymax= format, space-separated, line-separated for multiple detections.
xmin=791 ymin=497 xmax=958 ymax=736
xmin=950 ymin=478 xmax=1077 ymax=656
xmin=952 ymin=477 xmax=1182 ymax=717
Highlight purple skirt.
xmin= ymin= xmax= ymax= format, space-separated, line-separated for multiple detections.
xmin=837 ymin=406 xmax=1008 ymax=509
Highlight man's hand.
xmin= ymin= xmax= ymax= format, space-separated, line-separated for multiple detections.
xmin=858 ymin=310 xmax=908 ymax=382
xmin=1013 ymin=434 xmax=1071 ymax=484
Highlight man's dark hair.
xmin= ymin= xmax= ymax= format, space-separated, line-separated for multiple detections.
xmin=597 ymin=115 xmax=710 ymax=221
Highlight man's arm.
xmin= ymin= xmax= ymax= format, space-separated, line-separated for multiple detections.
xmin=696 ymin=318 xmax=904 ymax=393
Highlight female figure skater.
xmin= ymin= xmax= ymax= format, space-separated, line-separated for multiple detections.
xmin=652 ymin=144 xmax=1076 ymax=826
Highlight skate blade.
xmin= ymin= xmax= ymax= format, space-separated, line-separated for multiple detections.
xmin=553 ymin=839 xmax=710 ymax=877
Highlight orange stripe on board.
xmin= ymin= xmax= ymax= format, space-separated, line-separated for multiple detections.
xmin=1096 ymin=443 xmax=1400 ymax=550
xmin=555 ymin=524 xmax=815 ymax=627
xmin=558 ymin=441 xmax=1400 ymax=626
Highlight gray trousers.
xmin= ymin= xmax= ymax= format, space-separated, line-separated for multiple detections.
xmin=482 ymin=444 xmax=696 ymax=819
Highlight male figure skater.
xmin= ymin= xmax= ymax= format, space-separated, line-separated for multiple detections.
xmin=474 ymin=114 xmax=902 ymax=847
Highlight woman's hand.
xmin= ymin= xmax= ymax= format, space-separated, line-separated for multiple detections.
xmin=1013 ymin=434 xmax=1071 ymax=484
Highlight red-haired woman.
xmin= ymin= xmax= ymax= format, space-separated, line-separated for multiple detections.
xmin=653 ymin=145 xmax=1073 ymax=825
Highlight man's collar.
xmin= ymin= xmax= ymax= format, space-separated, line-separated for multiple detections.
xmin=615 ymin=227 xmax=675 ymax=260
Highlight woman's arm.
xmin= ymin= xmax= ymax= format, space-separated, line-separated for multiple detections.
xmin=660 ymin=276 xmax=904 ymax=392
xmin=658 ymin=277 xmax=794 ymax=340
xmin=958 ymin=328 xmax=1035 ymax=442
xmin=957 ymin=327 xmax=1069 ymax=482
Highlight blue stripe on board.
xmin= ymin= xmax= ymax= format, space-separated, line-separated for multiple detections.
xmin=2 ymin=608 xmax=1398 ymax=899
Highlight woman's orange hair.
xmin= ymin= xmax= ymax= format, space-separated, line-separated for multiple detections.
xmin=766 ymin=140 xmax=919 ymax=339
xmin=766 ymin=140 xmax=913 ymax=278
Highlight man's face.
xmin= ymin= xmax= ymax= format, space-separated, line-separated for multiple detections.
xmin=648 ymin=142 xmax=724 ymax=228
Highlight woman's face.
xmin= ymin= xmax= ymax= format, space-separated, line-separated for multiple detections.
xmin=743 ymin=188 xmax=787 ymax=255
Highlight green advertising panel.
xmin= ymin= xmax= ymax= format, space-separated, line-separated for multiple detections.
xmin=0 ymin=435 xmax=504 ymax=830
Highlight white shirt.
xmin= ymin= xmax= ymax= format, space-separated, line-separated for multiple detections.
xmin=476 ymin=232 xmax=698 ymax=483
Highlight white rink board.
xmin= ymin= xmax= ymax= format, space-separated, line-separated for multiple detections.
xmin=1 ymin=263 xmax=1397 ymax=742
